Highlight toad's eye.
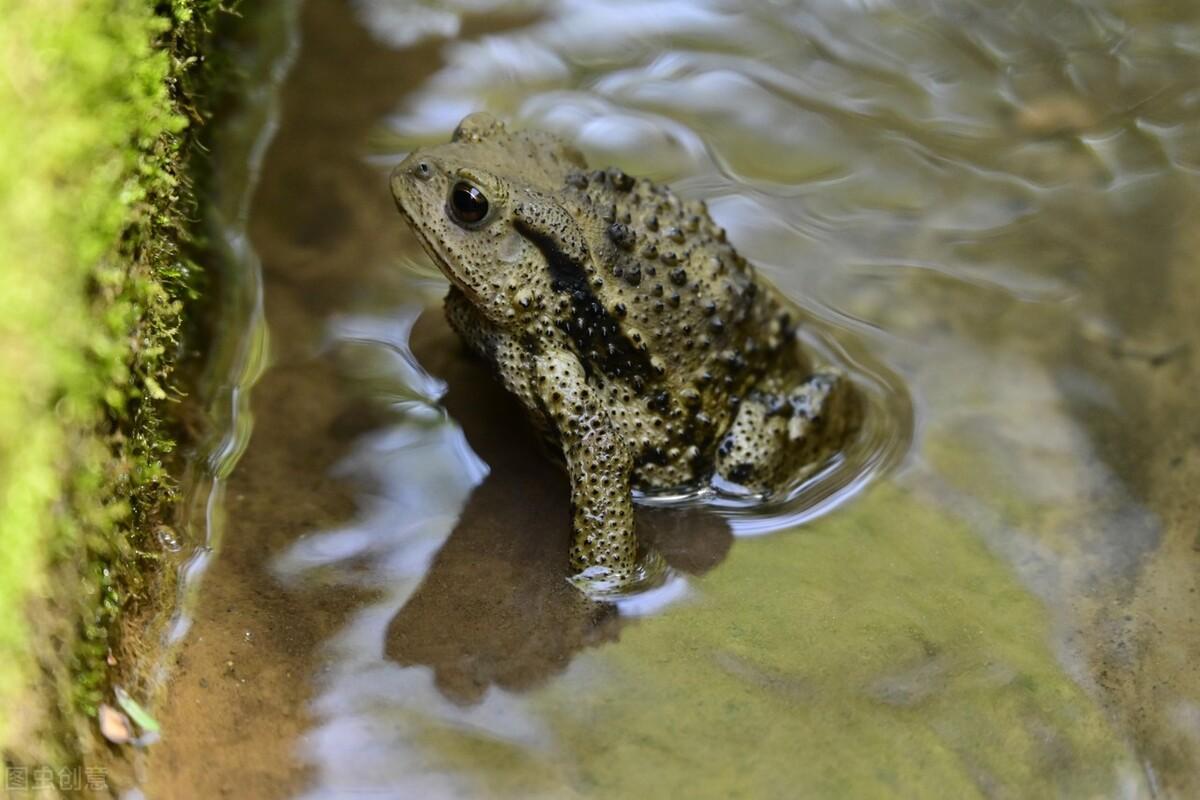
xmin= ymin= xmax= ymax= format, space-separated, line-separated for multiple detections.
xmin=448 ymin=182 xmax=489 ymax=226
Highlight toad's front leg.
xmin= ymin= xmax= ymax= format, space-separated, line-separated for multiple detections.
xmin=535 ymin=351 xmax=638 ymax=586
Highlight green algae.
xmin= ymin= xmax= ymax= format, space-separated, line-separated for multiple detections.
xmin=420 ymin=485 xmax=1139 ymax=798
xmin=0 ymin=0 xmax=232 ymax=767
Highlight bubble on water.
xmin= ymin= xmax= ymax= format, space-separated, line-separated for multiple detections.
xmin=155 ymin=525 xmax=182 ymax=553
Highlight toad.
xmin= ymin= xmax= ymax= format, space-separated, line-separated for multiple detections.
xmin=391 ymin=113 xmax=859 ymax=591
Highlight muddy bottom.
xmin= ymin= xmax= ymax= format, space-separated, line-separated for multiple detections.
xmin=141 ymin=0 xmax=1200 ymax=796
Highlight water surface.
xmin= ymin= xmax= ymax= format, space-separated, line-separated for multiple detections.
xmin=143 ymin=0 xmax=1200 ymax=796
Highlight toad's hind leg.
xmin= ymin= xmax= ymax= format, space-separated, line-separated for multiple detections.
xmin=714 ymin=371 xmax=860 ymax=495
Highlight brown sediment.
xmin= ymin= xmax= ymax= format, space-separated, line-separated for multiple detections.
xmin=1064 ymin=189 xmax=1200 ymax=796
xmin=144 ymin=1 xmax=443 ymax=792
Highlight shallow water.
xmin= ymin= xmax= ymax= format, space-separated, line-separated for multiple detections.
xmin=142 ymin=0 xmax=1200 ymax=796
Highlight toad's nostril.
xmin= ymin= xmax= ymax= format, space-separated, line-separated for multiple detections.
xmin=414 ymin=161 xmax=432 ymax=180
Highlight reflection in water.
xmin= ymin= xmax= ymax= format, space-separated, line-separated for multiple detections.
xmin=146 ymin=0 xmax=1200 ymax=795
xmin=268 ymin=310 xmax=734 ymax=794
xmin=380 ymin=316 xmax=733 ymax=705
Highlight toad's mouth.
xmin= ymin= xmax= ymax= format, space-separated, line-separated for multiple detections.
xmin=393 ymin=194 xmax=484 ymax=306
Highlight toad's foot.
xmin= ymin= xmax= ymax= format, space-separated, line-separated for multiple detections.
xmin=714 ymin=370 xmax=861 ymax=496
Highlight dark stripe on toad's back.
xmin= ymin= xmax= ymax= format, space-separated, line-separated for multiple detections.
xmin=516 ymin=219 xmax=656 ymax=384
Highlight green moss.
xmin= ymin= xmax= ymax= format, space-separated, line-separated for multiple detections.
xmin=0 ymin=0 xmax=232 ymax=765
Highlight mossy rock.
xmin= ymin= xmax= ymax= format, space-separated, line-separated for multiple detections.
xmin=0 ymin=0 xmax=232 ymax=770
